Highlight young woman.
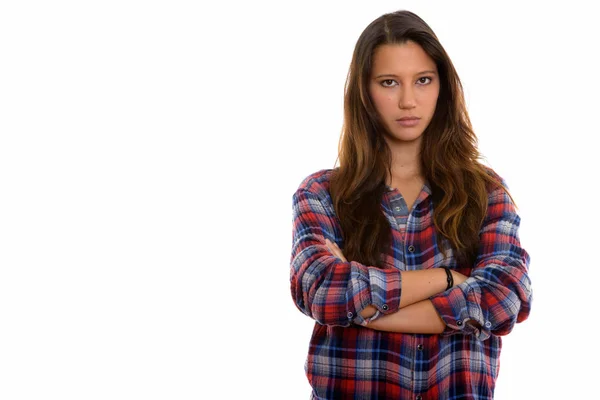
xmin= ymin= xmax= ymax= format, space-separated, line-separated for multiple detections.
xmin=289 ymin=10 xmax=532 ymax=399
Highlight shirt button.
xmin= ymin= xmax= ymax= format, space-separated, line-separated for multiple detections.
xmin=394 ymin=206 xmax=401 ymax=212
xmin=485 ymin=321 xmax=492 ymax=328
xmin=382 ymin=304 xmax=389 ymax=311
xmin=456 ymin=320 xmax=463 ymax=326
xmin=408 ymin=245 xmax=415 ymax=252
xmin=417 ymin=344 xmax=423 ymax=351
xmin=347 ymin=312 xmax=353 ymax=319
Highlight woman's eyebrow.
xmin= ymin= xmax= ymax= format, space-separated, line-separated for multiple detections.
xmin=374 ymin=70 xmax=438 ymax=78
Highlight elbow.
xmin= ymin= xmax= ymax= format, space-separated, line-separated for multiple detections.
xmin=489 ymin=285 xmax=533 ymax=337
xmin=290 ymin=253 xmax=355 ymax=327
xmin=471 ymin=267 xmax=533 ymax=335
xmin=308 ymin=287 xmax=351 ymax=327
xmin=290 ymin=274 xmax=349 ymax=327
xmin=465 ymin=277 xmax=532 ymax=338
xmin=490 ymin=318 xmax=517 ymax=337
xmin=290 ymin=275 xmax=311 ymax=319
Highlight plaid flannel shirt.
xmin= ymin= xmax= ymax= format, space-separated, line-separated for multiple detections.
xmin=290 ymin=168 xmax=532 ymax=399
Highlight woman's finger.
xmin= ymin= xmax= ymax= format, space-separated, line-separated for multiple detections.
xmin=331 ymin=246 xmax=347 ymax=262
xmin=326 ymin=241 xmax=341 ymax=257
xmin=326 ymin=242 xmax=339 ymax=256
xmin=325 ymin=239 xmax=347 ymax=262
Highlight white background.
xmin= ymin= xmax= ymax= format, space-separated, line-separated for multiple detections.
xmin=1 ymin=1 xmax=598 ymax=399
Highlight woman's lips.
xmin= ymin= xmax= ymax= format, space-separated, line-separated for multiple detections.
xmin=396 ymin=118 xmax=420 ymax=127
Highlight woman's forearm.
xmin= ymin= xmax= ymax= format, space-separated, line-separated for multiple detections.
xmin=365 ymin=299 xmax=446 ymax=334
xmin=397 ymin=269 xmax=449 ymax=308
xmin=326 ymin=239 xmax=466 ymax=321
xmin=359 ymin=269 xmax=465 ymax=319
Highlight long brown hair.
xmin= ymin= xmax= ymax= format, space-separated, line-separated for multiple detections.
xmin=329 ymin=10 xmax=515 ymax=269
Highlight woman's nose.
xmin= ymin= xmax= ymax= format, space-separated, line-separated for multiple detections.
xmin=398 ymin=88 xmax=416 ymax=109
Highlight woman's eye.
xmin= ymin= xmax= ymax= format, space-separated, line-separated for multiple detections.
xmin=380 ymin=77 xmax=433 ymax=87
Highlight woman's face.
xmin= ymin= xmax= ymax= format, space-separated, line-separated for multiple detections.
xmin=368 ymin=41 xmax=440 ymax=145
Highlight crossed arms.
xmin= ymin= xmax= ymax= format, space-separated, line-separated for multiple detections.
xmin=289 ymin=182 xmax=532 ymax=340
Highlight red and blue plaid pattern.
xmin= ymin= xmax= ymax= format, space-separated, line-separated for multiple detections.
xmin=290 ymin=168 xmax=532 ymax=399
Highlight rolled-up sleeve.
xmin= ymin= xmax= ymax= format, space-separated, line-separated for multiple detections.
xmin=290 ymin=188 xmax=401 ymax=327
xmin=429 ymin=177 xmax=532 ymax=341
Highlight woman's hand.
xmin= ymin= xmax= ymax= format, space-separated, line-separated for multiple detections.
xmin=325 ymin=238 xmax=347 ymax=262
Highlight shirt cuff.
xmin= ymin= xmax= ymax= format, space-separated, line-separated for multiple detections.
xmin=348 ymin=261 xmax=402 ymax=326
xmin=429 ymin=278 xmax=493 ymax=340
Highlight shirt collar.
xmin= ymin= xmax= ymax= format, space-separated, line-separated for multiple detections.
xmin=386 ymin=179 xmax=432 ymax=196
